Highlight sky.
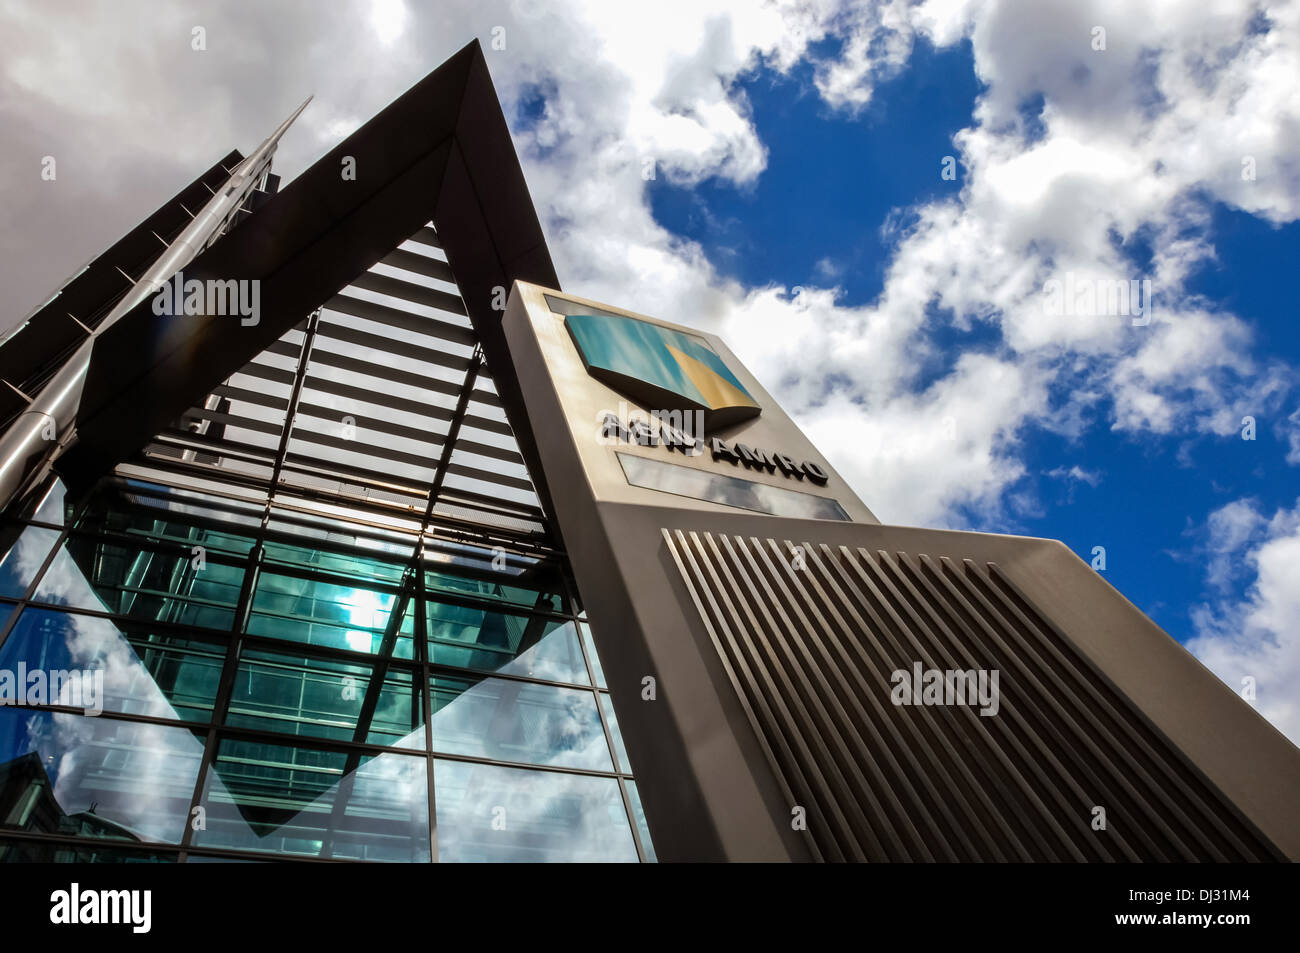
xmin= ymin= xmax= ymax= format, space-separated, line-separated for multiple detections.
xmin=0 ymin=0 xmax=1297 ymax=745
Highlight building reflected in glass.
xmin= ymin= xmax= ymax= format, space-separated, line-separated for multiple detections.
xmin=0 ymin=478 xmax=654 ymax=863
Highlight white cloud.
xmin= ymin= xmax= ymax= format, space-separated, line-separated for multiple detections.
xmin=1 ymin=0 xmax=1298 ymax=534
xmin=1188 ymin=497 xmax=1300 ymax=746
xmin=1044 ymin=464 xmax=1101 ymax=487
xmin=369 ymin=0 xmax=408 ymax=46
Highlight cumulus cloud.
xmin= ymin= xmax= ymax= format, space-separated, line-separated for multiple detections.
xmin=1188 ymin=497 xmax=1300 ymax=746
xmin=2 ymin=1 xmax=1299 ymax=530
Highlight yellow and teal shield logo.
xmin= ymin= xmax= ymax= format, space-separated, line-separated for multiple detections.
xmin=564 ymin=313 xmax=760 ymax=428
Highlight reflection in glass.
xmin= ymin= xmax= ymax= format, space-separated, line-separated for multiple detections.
xmin=264 ymin=540 xmax=405 ymax=585
xmin=181 ymin=852 xmax=263 ymax=863
xmin=430 ymin=676 xmax=612 ymax=771
xmin=30 ymin=480 xmax=68 ymax=526
xmin=191 ymin=737 xmax=430 ymax=861
xmin=434 ymin=759 xmax=637 ymax=862
xmin=229 ymin=648 xmax=423 ymax=748
xmin=0 ymin=608 xmax=223 ymax=723
xmin=426 ymin=602 xmax=585 ymax=683
xmin=578 ymin=621 xmax=606 ymax=689
xmin=618 ymin=451 xmax=850 ymax=521
xmin=0 ymin=522 xmax=59 ymax=599
xmin=0 ymin=709 xmax=202 ymax=843
xmin=424 ymin=563 xmax=564 ymax=613
xmin=0 ymin=838 xmax=176 ymax=863
xmin=598 ymin=693 xmax=630 ymax=773
xmin=76 ymin=492 xmax=257 ymax=556
xmin=34 ymin=537 xmax=242 ymax=631
xmin=624 ymin=779 xmax=658 ymax=862
xmin=248 ymin=574 xmax=414 ymax=659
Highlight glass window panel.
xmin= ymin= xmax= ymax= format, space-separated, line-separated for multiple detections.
xmin=75 ymin=495 xmax=257 ymax=556
xmin=578 ymin=621 xmax=606 ymax=689
xmin=248 ymin=573 xmax=414 ymax=659
xmin=182 ymin=852 xmax=265 ymax=863
xmin=624 ymin=779 xmax=658 ymax=862
xmin=425 ymin=602 xmax=586 ymax=683
xmin=430 ymin=676 xmax=612 ymax=772
xmin=618 ymin=451 xmax=850 ymax=521
xmin=29 ymin=479 xmax=68 ymax=526
xmin=263 ymin=540 xmax=406 ymax=585
xmin=191 ymin=737 xmax=429 ymax=862
xmin=424 ymin=563 xmax=565 ymax=613
xmin=228 ymin=648 xmax=423 ymax=749
xmin=0 ymin=523 xmax=59 ymax=599
xmin=598 ymin=693 xmax=631 ymax=774
xmin=0 ymin=709 xmax=203 ymax=844
xmin=0 ymin=838 xmax=177 ymax=863
xmin=433 ymin=759 xmax=637 ymax=862
xmin=33 ymin=537 xmax=242 ymax=631
xmin=0 ymin=608 xmax=223 ymax=723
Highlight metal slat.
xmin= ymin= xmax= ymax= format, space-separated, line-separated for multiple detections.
xmin=305 ymin=348 xmax=470 ymax=397
xmin=324 ymin=292 xmax=473 ymax=346
xmin=300 ymin=373 xmax=460 ymax=413
xmin=294 ymin=402 xmax=451 ymax=448
xmin=378 ymin=248 xmax=456 ymax=285
xmin=313 ymin=320 xmax=470 ymax=372
xmin=407 ymin=225 xmax=442 ymax=249
xmin=660 ymin=530 xmax=1280 ymax=862
xmin=288 ymin=427 xmax=443 ymax=474
xmin=350 ymin=270 xmax=465 ymax=316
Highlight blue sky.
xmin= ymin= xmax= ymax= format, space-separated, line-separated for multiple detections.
xmin=638 ymin=34 xmax=1300 ymax=649
xmin=3 ymin=0 xmax=1297 ymax=744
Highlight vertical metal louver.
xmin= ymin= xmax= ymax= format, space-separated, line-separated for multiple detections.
xmin=664 ymin=530 xmax=1283 ymax=862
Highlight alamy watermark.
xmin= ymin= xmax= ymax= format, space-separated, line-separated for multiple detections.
xmin=890 ymin=662 xmax=1000 ymax=716
xmin=0 ymin=663 xmax=104 ymax=715
xmin=150 ymin=270 xmax=260 ymax=326
xmin=1042 ymin=272 xmax=1153 ymax=326
xmin=50 ymin=883 xmax=150 ymax=933
xmin=595 ymin=402 xmax=705 ymax=454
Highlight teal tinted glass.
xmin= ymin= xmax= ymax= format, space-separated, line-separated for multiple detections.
xmin=265 ymin=540 xmax=407 ymax=585
xmin=424 ymin=565 xmax=564 ymax=613
xmin=0 ymin=608 xmax=223 ymax=723
xmin=248 ymin=573 xmax=414 ymax=659
xmin=191 ymin=737 xmax=429 ymax=861
xmin=0 ymin=709 xmax=203 ymax=844
xmin=0 ymin=839 xmax=177 ymax=863
xmin=75 ymin=500 xmax=257 ymax=556
xmin=425 ymin=602 xmax=586 ymax=683
xmin=433 ymin=759 xmax=637 ymax=862
xmin=34 ymin=537 xmax=243 ymax=629
xmin=229 ymin=647 xmax=423 ymax=748
xmin=429 ymin=675 xmax=612 ymax=771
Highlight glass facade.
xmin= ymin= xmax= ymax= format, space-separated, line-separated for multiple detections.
xmin=0 ymin=478 xmax=653 ymax=862
xmin=0 ymin=203 xmax=657 ymax=865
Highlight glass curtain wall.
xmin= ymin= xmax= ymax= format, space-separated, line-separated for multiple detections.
xmin=0 ymin=478 xmax=654 ymax=862
xmin=0 ymin=220 xmax=655 ymax=863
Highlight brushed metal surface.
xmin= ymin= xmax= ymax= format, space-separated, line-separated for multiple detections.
xmin=664 ymin=529 xmax=1286 ymax=861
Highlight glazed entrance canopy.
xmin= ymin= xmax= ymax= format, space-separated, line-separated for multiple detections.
xmin=42 ymin=40 xmax=559 ymax=523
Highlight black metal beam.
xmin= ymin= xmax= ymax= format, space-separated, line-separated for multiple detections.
xmin=56 ymin=40 xmax=561 ymax=535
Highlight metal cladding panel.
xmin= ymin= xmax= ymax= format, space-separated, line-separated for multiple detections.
xmin=662 ymin=529 xmax=1287 ymax=862
xmin=501 ymin=279 xmax=1300 ymax=862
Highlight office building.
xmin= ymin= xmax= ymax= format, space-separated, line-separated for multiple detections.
xmin=0 ymin=41 xmax=1294 ymax=863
